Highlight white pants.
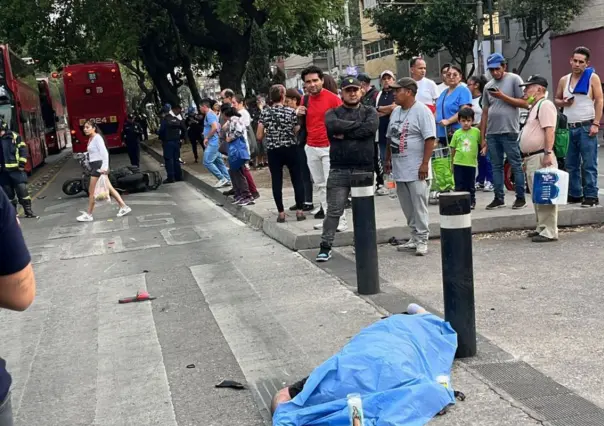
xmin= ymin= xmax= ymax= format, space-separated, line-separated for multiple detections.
xmin=305 ymin=145 xmax=331 ymax=212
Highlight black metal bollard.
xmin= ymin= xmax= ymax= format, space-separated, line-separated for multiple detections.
xmin=351 ymin=171 xmax=380 ymax=295
xmin=439 ymin=191 xmax=476 ymax=358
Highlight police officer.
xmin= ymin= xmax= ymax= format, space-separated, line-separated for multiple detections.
xmin=0 ymin=119 xmax=37 ymax=218
xmin=122 ymin=114 xmax=143 ymax=168
xmin=158 ymin=104 xmax=186 ymax=183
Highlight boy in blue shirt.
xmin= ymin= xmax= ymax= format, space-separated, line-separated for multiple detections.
xmin=450 ymin=107 xmax=482 ymax=209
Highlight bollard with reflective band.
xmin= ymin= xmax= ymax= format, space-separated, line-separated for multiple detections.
xmin=439 ymin=191 xmax=476 ymax=358
xmin=351 ymin=171 xmax=380 ymax=295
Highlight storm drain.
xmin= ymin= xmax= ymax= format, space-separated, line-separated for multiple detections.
xmin=473 ymin=361 xmax=604 ymax=425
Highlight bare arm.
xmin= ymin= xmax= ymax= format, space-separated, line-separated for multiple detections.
xmin=544 ymin=127 xmax=555 ymax=152
xmin=480 ymin=105 xmax=489 ymax=147
xmin=207 ymin=121 xmax=218 ymax=139
xmin=443 ymin=104 xmax=472 ymax=126
xmin=378 ymin=103 xmax=396 ymax=117
xmin=554 ymin=77 xmax=568 ymax=108
xmin=256 ymin=122 xmax=265 ymax=142
xmin=592 ymin=74 xmax=603 ymax=123
xmin=0 ymin=263 xmax=36 ymax=311
xmin=497 ymin=92 xmax=529 ymax=109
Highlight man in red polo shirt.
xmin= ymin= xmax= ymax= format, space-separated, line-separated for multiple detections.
xmin=297 ymin=66 xmax=344 ymax=225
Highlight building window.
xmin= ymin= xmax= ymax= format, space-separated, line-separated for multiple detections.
xmin=482 ymin=11 xmax=501 ymax=36
xmin=365 ymin=39 xmax=394 ymax=61
xmin=362 ymin=0 xmax=378 ymax=10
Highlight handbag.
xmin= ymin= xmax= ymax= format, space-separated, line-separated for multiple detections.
xmin=219 ymin=139 xmax=229 ymax=156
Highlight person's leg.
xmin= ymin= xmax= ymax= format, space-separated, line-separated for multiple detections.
xmin=319 ymin=147 xmax=331 ymax=214
xmin=191 ymin=138 xmax=199 ymax=162
xmin=566 ymin=127 xmax=583 ymax=199
xmin=242 ymin=166 xmax=259 ymax=196
xmin=374 ymin=143 xmax=385 ymax=186
xmin=170 ymin=141 xmax=183 ymax=181
xmin=579 ymin=126 xmax=599 ymax=200
xmin=87 ymin=176 xmax=99 ymax=215
xmin=396 ymin=182 xmax=416 ymax=241
xmin=501 ymin=133 xmax=525 ymax=200
xmin=127 ymin=142 xmax=136 ymax=166
xmin=236 ymin=167 xmax=251 ymax=199
xmin=487 ymin=134 xmax=506 ymax=201
xmin=134 ymin=143 xmax=140 ymax=167
xmin=378 ymin=139 xmax=387 ymax=163
xmin=228 ymin=168 xmax=241 ymax=198
xmin=524 ymin=157 xmax=541 ymax=233
xmin=267 ymin=148 xmax=285 ymax=213
xmin=454 ymin=165 xmax=476 ymax=205
xmin=163 ymin=142 xmax=175 ymax=181
xmin=285 ymin=145 xmax=305 ymax=211
xmin=298 ymin=145 xmax=314 ymax=206
xmin=213 ymin=150 xmax=231 ymax=182
xmin=305 ymin=145 xmax=324 ymax=212
xmin=407 ymin=180 xmax=431 ymax=246
xmin=203 ymin=142 xmax=226 ymax=180
xmin=526 ymin=154 xmax=558 ymax=239
xmin=13 ymin=176 xmax=35 ymax=217
xmin=320 ymin=169 xmax=350 ymax=249
xmin=0 ymin=392 xmax=14 ymax=426
xmin=476 ymin=154 xmax=486 ymax=185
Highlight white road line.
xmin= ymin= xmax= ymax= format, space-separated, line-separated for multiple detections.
xmin=128 ymin=192 xmax=173 ymax=198
xmin=44 ymin=200 xmax=79 ymax=212
xmin=94 ymin=274 xmax=177 ymax=426
xmin=126 ymin=200 xmax=177 ymax=206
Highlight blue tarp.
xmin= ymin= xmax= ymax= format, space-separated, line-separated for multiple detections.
xmin=273 ymin=313 xmax=458 ymax=426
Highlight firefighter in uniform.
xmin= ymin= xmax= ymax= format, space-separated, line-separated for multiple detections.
xmin=0 ymin=120 xmax=37 ymax=218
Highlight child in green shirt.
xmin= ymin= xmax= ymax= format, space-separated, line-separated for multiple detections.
xmin=450 ymin=107 xmax=481 ymax=209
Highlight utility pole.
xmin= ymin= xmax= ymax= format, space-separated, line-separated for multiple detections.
xmin=486 ymin=0 xmax=496 ymax=52
xmin=344 ymin=0 xmax=355 ymax=68
xmin=476 ymin=0 xmax=484 ymax=75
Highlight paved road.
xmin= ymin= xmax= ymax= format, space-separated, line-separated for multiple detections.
xmin=0 ymin=151 xmax=562 ymax=425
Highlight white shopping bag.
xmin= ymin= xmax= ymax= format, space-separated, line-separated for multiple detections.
xmin=532 ymin=168 xmax=569 ymax=205
xmin=94 ymin=175 xmax=112 ymax=205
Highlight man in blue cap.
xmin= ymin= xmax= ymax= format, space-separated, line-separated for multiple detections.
xmin=480 ymin=53 xmax=528 ymax=210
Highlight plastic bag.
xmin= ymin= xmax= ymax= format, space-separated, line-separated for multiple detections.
xmin=94 ymin=175 xmax=112 ymax=204
xmin=532 ymin=167 xmax=569 ymax=205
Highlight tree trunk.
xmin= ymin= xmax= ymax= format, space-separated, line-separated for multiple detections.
xmin=140 ymin=44 xmax=180 ymax=106
xmin=517 ymin=29 xmax=550 ymax=75
xmin=182 ymin=59 xmax=202 ymax=106
xmin=218 ymin=46 xmax=250 ymax=91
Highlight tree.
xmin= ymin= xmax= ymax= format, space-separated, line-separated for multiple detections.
xmin=367 ymin=0 xmax=477 ymax=77
xmin=500 ymin=0 xmax=590 ymax=74
xmin=154 ymin=0 xmax=346 ymax=90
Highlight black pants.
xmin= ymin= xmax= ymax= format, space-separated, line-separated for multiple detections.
xmin=228 ymin=166 xmax=250 ymax=199
xmin=0 ymin=171 xmax=29 ymax=205
xmin=189 ymin=133 xmax=203 ymax=161
xmin=126 ymin=142 xmax=140 ymax=167
xmin=268 ymin=145 xmax=305 ymax=212
xmin=453 ymin=164 xmax=476 ymax=204
xmin=163 ymin=140 xmax=182 ymax=181
xmin=296 ymin=143 xmax=313 ymax=205
xmin=373 ymin=142 xmax=384 ymax=186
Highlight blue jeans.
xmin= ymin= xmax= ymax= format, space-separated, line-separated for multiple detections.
xmin=162 ymin=140 xmax=182 ymax=181
xmin=476 ymin=153 xmax=493 ymax=185
xmin=203 ymin=140 xmax=230 ymax=181
xmin=487 ymin=133 xmax=525 ymax=201
xmin=566 ymin=125 xmax=599 ymax=199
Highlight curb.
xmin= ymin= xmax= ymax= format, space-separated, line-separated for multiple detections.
xmin=142 ymin=142 xmax=604 ymax=251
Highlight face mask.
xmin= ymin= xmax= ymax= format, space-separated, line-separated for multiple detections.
xmin=526 ymin=95 xmax=536 ymax=106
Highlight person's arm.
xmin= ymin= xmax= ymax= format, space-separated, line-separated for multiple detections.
xmin=207 ymin=121 xmax=218 ymax=139
xmin=16 ymin=135 xmax=27 ymax=169
xmin=256 ymin=122 xmax=265 ymax=142
xmin=419 ymin=109 xmax=437 ymax=180
xmin=591 ymin=73 xmax=603 ymax=135
xmin=99 ymin=138 xmax=110 ymax=172
xmin=554 ymin=76 xmax=570 ymax=109
xmin=377 ymin=103 xmax=396 ymax=117
xmin=490 ymin=76 xmax=529 ymax=109
xmin=0 ymin=192 xmax=35 ymax=311
xmin=325 ymin=109 xmax=361 ymax=135
xmin=480 ymin=105 xmax=489 ymax=149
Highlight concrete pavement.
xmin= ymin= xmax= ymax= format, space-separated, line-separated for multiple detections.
xmin=0 ymin=150 xmax=552 ymax=425
xmin=143 ymin=141 xmax=604 ymax=251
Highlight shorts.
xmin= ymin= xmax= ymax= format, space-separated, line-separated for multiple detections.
xmin=89 ymin=160 xmax=103 ymax=177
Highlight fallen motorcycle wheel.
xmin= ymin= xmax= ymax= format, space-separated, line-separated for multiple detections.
xmin=62 ymin=179 xmax=84 ymax=196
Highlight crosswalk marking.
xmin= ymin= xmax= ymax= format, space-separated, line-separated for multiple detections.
xmin=94 ymin=274 xmax=177 ymax=426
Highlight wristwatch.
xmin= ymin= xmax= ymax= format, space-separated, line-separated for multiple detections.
xmin=544 ymin=149 xmax=553 ymax=155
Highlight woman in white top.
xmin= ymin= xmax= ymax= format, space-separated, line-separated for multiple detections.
xmin=77 ymin=120 xmax=132 ymax=222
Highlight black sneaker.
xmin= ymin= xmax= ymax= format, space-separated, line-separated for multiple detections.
xmin=223 ymin=188 xmax=236 ymax=196
xmin=316 ymin=245 xmax=332 ymax=262
xmin=581 ymin=197 xmax=599 ymax=208
xmin=303 ymin=204 xmax=314 ymax=212
xmin=532 ymin=235 xmax=557 ymax=243
xmin=252 ymin=192 xmax=260 ymax=200
xmin=568 ymin=195 xmax=583 ymax=204
xmin=486 ymin=198 xmax=505 ymax=210
xmin=314 ymin=208 xmax=325 ymax=219
xmin=512 ymin=198 xmax=527 ymax=210
xmin=163 ymin=179 xmax=175 ymax=184
xmin=470 ymin=201 xmax=476 ymax=210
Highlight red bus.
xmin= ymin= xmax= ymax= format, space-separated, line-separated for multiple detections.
xmin=0 ymin=45 xmax=47 ymax=172
xmin=63 ymin=62 xmax=127 ymax=153
xmin=38 ymin=77 xmax=69 ymax=154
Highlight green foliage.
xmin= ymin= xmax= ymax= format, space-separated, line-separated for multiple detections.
xmin=367 ymin=0 xmax=477 ymax=75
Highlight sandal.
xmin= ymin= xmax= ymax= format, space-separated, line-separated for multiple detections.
xmin=296 ymin=211 xmax=306 ymax=221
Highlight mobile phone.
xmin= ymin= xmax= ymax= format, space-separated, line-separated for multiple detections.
xmin=566 ymin=95 xmax=575 ymax=101
xmin=487 ymin=87 xmax=498 ymax=92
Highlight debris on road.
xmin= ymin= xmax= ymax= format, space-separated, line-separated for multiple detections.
xmin=186 ymin=364 xmax=196 ymax=369
xmin=118 ymin=291 xmax=156 ymax=304
xmin=215 ymin=380 xmax=246 ymax=390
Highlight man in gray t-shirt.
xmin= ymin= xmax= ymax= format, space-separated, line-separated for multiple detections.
xmin=384 ymin=78 xmax=436 ymax=256
xmin=480 ymin=53 xmax=528 ymax=210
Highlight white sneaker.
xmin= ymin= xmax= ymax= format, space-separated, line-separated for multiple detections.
xmin=396 ymin=240 xmax=417 ymax=251
xmin=483 ymin=181 xmax=494 ymax=192
xmin=375 ymin=186 xmax=389 ymax=196
xmin=310 ymin=206 xmax=322 ymax=215
xmin=337 ymin=220 xmax=348 ymax=232
xmin=313 ymin=223 xmax=323 ymax=230
xmin=77 ymin=211 xmax=93 ymax=222
xmin=117 ymin=206 xmax=132 ymax=218
xmin=222 ymin=180 xmax=232 ymax=188
xmin=214 ymin=178 xmax=228 ymax=188
xmin=415 ymin=242 xmax=428 ymax=256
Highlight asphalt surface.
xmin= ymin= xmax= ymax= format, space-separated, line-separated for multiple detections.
xmin=3 ymin=149 xmax=597 ymax=425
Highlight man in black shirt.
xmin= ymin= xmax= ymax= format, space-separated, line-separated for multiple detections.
xmin=122 ymin=114 xmax=143 ymax=168
xmin=315 ymin=77 xmax=379 ymax=262
xmin=0 ymin=189 xmax=36 ymax=425
xmin=185 ymin=107 xmax=204 ymax=163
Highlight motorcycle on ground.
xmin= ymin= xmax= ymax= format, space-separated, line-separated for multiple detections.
xmin=62 ymin=154 xmax=163 ymax=196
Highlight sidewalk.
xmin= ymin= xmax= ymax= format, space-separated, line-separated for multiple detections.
xmin=143 ymin=140 xmax=604 ymax=250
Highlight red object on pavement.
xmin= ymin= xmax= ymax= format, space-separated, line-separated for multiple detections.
xmin=118 ymin=291 xmax=156 ymax=304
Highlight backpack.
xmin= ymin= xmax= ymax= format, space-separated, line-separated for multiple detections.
xmin=536 ymin=100 xmax=569 ymax=158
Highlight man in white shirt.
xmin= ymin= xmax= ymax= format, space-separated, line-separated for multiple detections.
xmin=410 ymin=57 xmax=438 ymax=112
